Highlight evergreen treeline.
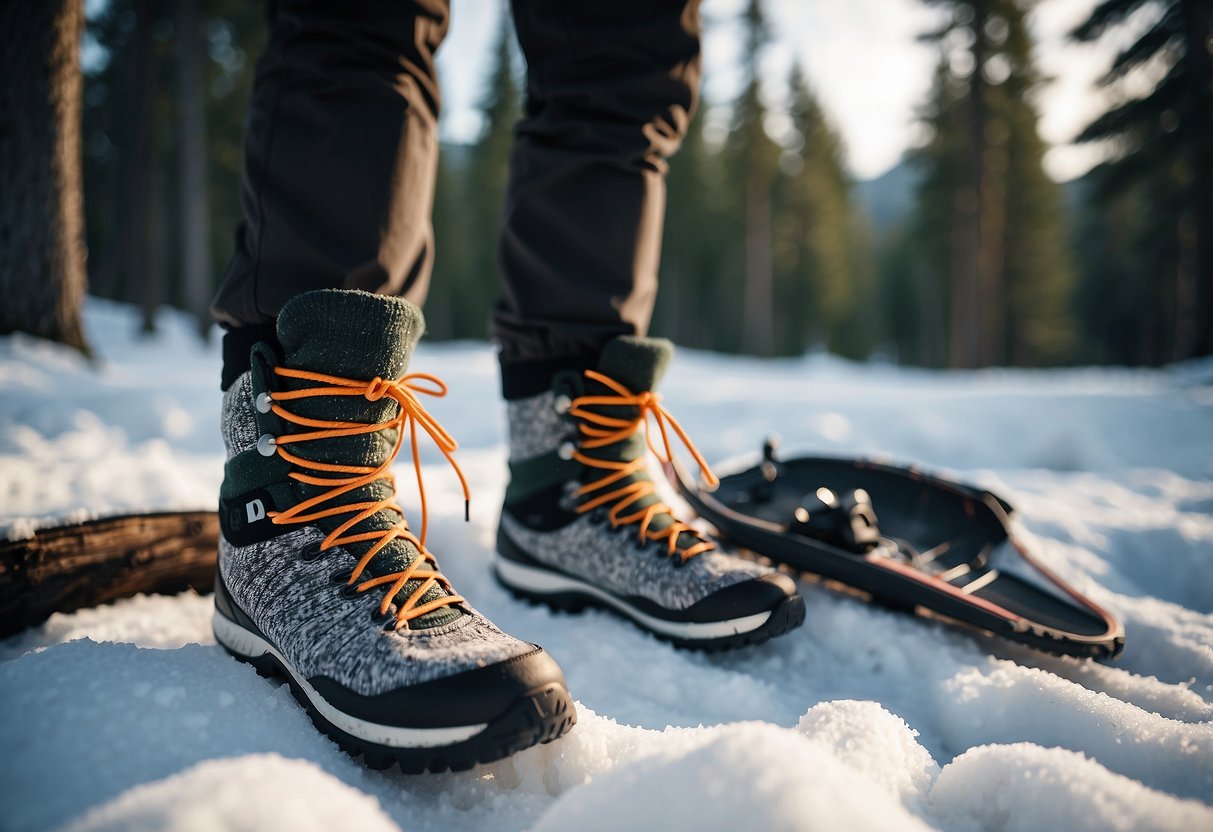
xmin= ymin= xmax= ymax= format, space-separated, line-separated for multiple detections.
xmin=76 ymin=0 xmax=1210 ymax=367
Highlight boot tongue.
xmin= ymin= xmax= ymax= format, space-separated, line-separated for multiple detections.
xmin=596 ymin=336 xmax=673 ymax=394
xmin=588 ymin=335 xmax=675 ymax=452
xmin=277 ymin=289 xmax=423 ymax=379
xmin=585 ymin=335 xmax=699 ymax=550
xmin=273 ymin=289 xmax=459 ymax=628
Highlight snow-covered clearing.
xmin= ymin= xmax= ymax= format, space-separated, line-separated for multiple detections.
xmin=2 ymin=299 xmax=1211 ymax=831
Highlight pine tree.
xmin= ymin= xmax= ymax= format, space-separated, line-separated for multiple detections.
xmin=726 ymin=0 xmax=782 ymax=356
xmin=774 ymin=64 xmax=866 ymax=355
xmin=912 ymin=0 xmax=1073 ymax=366
xmin=903 ymin=59 xmax=962 ymax=366
xmin=1070 ymin=0 xmax=1213 ymax=359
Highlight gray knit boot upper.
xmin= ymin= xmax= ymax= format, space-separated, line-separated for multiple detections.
xmin=221 ymin=289 xmax=458 ymax=626
xmin=495 ymin=335 xmax=805 ymax=650
xmin=213 ymin=289 xmax=574 ymax=772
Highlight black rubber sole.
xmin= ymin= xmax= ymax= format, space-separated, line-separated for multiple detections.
xmin=496 ymin=570 xmax=806 ymax=653
xmin=222 ymin=643 xmax=577 ymax=774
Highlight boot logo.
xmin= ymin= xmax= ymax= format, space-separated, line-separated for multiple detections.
xmin=246 ymin=499 xmax=267 ymax=523
xmin=220 ymin=489 xmax=284 ymax=546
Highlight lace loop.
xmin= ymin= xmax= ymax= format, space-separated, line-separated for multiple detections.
xmin=567 ymin=370 xmax=718 ymax=562
xmin=263 ymin=367 xmax=468 ymax=629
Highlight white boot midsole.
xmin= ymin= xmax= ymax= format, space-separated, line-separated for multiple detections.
xmin=212 ymin=611 xmax=488 ymax=748
xmin=494 ymin=555 xmax=773 ymax=640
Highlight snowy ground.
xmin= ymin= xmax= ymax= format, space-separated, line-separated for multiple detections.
xmin=2 ymin=299 xmax=1212 ymax=831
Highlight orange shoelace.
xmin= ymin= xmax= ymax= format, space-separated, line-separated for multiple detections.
xmin=568 ymin=370 xmax=720 ymax=562
xmin=263 ymin=366 xmax=470 ymax=629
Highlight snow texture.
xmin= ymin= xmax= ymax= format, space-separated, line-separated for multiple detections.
xmin=1 ymin=298 xmax=1212 ymax=831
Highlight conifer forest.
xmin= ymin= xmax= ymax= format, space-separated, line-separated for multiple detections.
xmin=19 ymin=0 xmax=1212 ymax=368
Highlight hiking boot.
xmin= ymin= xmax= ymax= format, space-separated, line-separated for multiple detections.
xmin=494 ymin=336 xmax=806 ymax=650
xmin=212 ymin=289 xmax=575 ymax=773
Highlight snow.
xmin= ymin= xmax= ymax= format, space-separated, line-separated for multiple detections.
xmin=1 ymin=297 xmax=1211 ymax=831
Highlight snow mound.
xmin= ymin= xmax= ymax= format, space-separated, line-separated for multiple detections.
xmin=62 ymin=755 xmax=398 ymax=832
xmin=0 ymin=640 xmax=364 ymax=832
xmin=929 ymin=743 xmax=1213 ymax=832
xmin=941 ymin=666 xmax=1213 ymax=801
xmin=797 ymin=699 xmax=939 ymax=805
xmin=531 ymin=722 xmax=934 ymax=832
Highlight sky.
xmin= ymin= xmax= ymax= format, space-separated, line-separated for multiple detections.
xmin=434 ymin=0 xmax=1137 ymax=183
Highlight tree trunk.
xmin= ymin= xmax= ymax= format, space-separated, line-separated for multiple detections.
xmin=0 ymin=0 xmax=90 ymax=353
xmin=949 ymin=19 xmax=989 ymax=370
xmin=177 ymin=0 xmax=213 ymax=339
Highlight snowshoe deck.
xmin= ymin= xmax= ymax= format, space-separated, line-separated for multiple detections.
xmin=665 ymin=445 xmax=1124 ymax=659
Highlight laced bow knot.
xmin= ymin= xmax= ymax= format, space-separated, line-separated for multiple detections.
xmin=362 ymin=376 xmax=394 ymax=402
xmin=259 ymin=365 xmax=470 ymax=629
xmin=567 ymin=370 xmax=719 ymax=562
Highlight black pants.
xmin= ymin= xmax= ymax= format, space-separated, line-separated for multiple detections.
xmin=212 ymin=0 xmax=701 ymax=366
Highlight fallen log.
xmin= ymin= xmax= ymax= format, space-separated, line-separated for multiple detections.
xmin=0 ymin=511 xmax=217 ymax=638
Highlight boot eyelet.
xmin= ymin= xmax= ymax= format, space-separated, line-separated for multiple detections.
xmin=672 ymin=555 xmax=691 ymax=569
xmin=552 ymin=372 xmax=581 ymax=402
xmin=588 ymin=508 xmax=608 ymax=525
xmin=255 ymin=392 xmax=273 ymax=414
xmin=370 ymin=607 xmax=390 ymax=623
xmin=553 ymin=394 xmax=572 ymax=414
xmin=559 ymin=481 xmax=581 ymax=512
xmin=330 ymin=568 xmax=350 ymax=584
xmin=256 ymin=433 xmax=277 ymax=456
xmin=300 ymin=541 xmax=323 ymax=561
xmin=340 ymin=583 xmax=361 ymax=600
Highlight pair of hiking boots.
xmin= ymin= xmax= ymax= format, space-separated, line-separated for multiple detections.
xmin=212 ymin=290 xmax=805 ymax=773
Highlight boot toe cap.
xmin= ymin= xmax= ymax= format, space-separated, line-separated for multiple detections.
xmin=683 ymin=571 xmax=800 ymax=623
xmin=308 ymin=646 xmax=569 ymax=729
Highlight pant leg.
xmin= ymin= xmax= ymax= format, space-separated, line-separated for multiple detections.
xmin=493 ymin=0 xmax=702 ymax=364
xmin=211 ymin=0 xmax=449 ymax=330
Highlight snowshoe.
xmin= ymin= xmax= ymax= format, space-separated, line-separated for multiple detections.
xmin=664 ymin=439 xmax=1124 ymax=659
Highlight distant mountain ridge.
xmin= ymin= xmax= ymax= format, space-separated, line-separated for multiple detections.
xmin=853 ymin=161 xmax=920 ymax=232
